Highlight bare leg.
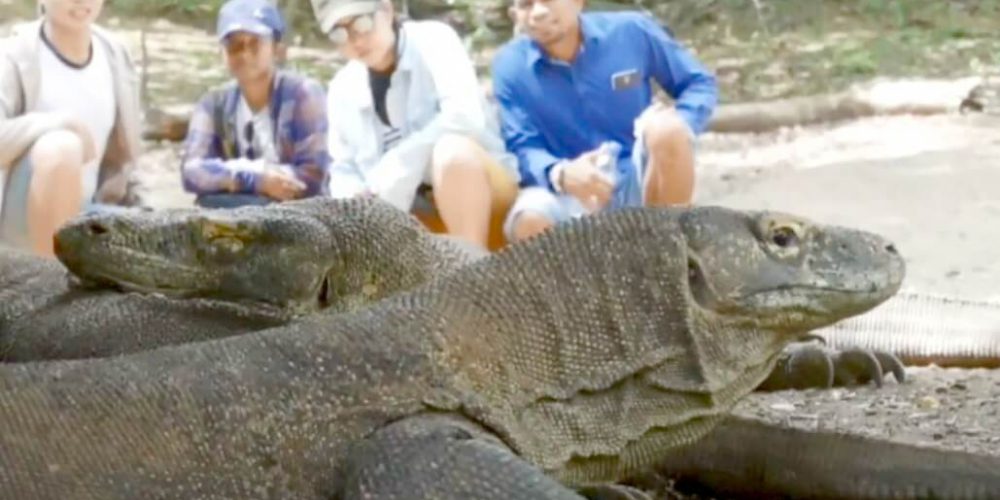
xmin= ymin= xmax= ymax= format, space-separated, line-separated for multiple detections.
xmin=431 ymin=134 xmax=509 ymax=249
xmin=640 ymin=107 xmax=696 ymax=206
xmin=26 ymin=130 xmax=86 ymax=257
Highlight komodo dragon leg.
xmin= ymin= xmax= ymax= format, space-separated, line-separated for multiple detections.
xmin=341 ymin=414 xmax=658 ymax=500
xmin=339 ymin=415 xmax=589 ymax=500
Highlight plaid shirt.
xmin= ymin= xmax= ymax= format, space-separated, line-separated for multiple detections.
xmin=180 ymin=70 xmax=330 ymax=197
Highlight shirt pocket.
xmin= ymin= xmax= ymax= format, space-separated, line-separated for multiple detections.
xmin=606 ymin=68 xmax=647 ymax=106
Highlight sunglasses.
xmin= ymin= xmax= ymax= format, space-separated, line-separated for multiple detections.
xmin=327 ymin=13 xmax=376 ymax=45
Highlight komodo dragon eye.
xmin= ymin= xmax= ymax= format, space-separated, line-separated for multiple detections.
xmin=771 ymin=226 xmax=799 ymax=248
xmin=762 ymin=222 xmax=805 ymax=259
xmin=198 ymin=219 xmax=251 ymax=254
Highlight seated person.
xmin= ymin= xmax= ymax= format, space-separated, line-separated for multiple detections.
xmin=311 ymin=0 xmax=520 ymax=250
xmin=0 ymin=0 xmax=142 ymax=257
xmin=181 ymin=0 xmax=330 ymax=208
xmin=493 ymin=0 xmax=719 ymax=242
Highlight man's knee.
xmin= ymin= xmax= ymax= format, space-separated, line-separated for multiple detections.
xmin=509 ymin=210 xmax=554 ymax=242
xmin=29 ymin=130 xmax=86 ymax=174
xmin=431 ymin=134 xmax=487 ymax=179
xmin=641 ymin=108 xmax=693 ymax=152
xmin=503 ymin=187 xmax=565 ymax=242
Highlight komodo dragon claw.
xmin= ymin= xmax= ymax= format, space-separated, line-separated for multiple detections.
xmin=756 ymin=341 xmax=906 ymax=391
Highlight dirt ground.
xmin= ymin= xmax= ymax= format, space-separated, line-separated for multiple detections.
xmin=737 ymin=366 xmax=1000 ymax=458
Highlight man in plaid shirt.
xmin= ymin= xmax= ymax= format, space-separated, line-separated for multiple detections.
xmin=180 ymin=0 xmax=330 ymax=208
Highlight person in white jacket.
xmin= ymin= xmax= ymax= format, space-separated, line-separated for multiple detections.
xmin=311 ymin=0 xmax=520 ymax=249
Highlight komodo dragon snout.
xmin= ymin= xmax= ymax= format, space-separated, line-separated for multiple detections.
xmin=681 ymin=207 xmax=905 ymax=333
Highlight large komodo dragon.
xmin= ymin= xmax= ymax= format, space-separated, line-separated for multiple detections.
xmin=0 ymin=198 xmax=483 ymax=362
xmin=1 ymin=206 xmax=905 ymax=499
xmin=51 ymin=198 xmax=905 ymax=389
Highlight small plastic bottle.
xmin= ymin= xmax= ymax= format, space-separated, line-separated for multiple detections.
xmin=582 ymin=140 xmax=622 ymax=214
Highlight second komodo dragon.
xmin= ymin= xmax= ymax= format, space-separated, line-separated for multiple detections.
xmin=1 ymin=198 xmax=482 ymax=362
xmin=56 ymin=197 xmax=485 ymax=313
xmin=0 ymin=206 xmax=904 ymax=499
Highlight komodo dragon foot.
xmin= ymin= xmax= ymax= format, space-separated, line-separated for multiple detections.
xmin=756 ymin=338 xmax=906 ymax=391
xmin=340 ymin=413 xmax=655 ymax=500
xmin=340 ymin=414 xmax=590 ymax=499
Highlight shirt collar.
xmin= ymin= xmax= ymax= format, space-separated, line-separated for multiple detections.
xmin=525 ymin=13 xmax=602 ymax=68
xmin=394 ymin=22 xmax=414 ymax=72
xmin=224 ymin=70 xmax=284 ymax=125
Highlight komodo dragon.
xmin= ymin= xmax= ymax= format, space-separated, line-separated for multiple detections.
xmin=0 ymin=198 xmax=483 ymax=362
xmin=55 ymin=197 xmax=486 ymax=312
xmin=0 ymin=206 xmax=905 ymax=499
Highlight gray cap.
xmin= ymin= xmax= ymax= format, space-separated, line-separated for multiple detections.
xmin=311 ymin=0 xmax=381 ymax=33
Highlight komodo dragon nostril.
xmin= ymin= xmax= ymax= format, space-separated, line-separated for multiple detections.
xmin=885 ymin=244 xmax=897 ymax=254
xmin=88 ymin=222 xmax=109 ymax=236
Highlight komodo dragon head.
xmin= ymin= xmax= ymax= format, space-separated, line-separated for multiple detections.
xmin=53 ymin=197 xmax=483 ymax=314
xmin=679 ymin=206 xmax=905 ymax=330
xmin=444 ymin=206 xmax=906 ymax=483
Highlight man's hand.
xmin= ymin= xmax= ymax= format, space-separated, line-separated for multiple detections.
xmin=559 ymin=147 xmax=614 ymax=212
xmin=93 ymin=165 xmax=128 ymax=204
xmin=259 ymin=168 xmax=306 ymax=201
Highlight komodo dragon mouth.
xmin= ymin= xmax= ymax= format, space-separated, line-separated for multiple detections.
xmin=74 ymin=263 xmax=336 ymax=313
xmin=66 ymin=245 xmax=209 ymax=298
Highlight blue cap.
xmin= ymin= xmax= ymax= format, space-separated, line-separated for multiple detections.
xmin=217 ymin=0 xmax=286 ymax=41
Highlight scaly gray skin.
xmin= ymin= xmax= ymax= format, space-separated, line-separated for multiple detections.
xmin=0 ymin=206 xmax=904 ymax=499
xmin=0 ymin=246 xmax=293 ymax=362
xmin=0 ymin=247 xmax=66 ymax=334
xmin=1 ymin=199 xmax=483 ymax=362
xmin=55 ymin=197 xmax=487 ymax=314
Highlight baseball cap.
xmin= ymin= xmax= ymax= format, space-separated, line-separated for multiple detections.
xmin=310 ymin=0 xmax=381 ymax=34
xmin=217 ymin=0 xmax=287 ymax=41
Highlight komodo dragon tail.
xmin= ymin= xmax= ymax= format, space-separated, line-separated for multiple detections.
xmin=815 ymin=290 xmax=1000 ymax=368
xmin=655 ymin=415 xmax=1000 ymax=499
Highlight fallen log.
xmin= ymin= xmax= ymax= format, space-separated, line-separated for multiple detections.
xmin=141 ymin=77 xmax=984 ymax=142
xmin=142 ymin=104 xmax=196 ymax=143
xmin=706 ymin=77 xmax=984 ymax=134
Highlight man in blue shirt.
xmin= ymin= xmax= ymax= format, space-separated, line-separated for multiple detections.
xmin=492 ymin=0 xmax=718 ymax=242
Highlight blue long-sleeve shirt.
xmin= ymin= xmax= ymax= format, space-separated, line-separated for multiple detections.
xmin=491 ymin=11 xmax=718 ymax=190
